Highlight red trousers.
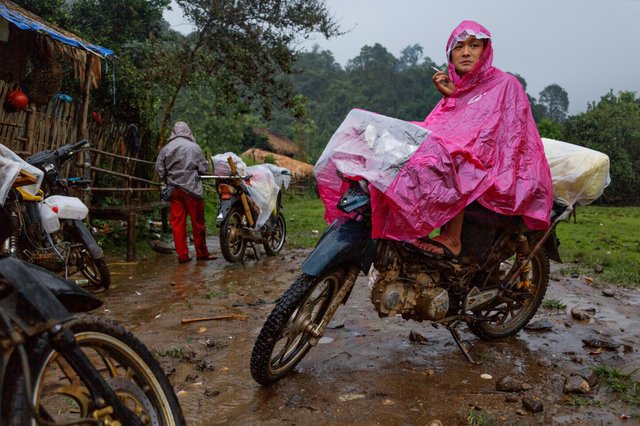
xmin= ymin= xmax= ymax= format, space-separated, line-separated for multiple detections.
xmin=169 ymin=188 xmax=210 ymax=261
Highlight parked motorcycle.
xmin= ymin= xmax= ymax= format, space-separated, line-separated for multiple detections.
xmin=0 ymin=170 xmax=184 ymax=425
xmin=1 ymin=141 xmax=110 ymax=292
xmin=203 ymin=155 xmax=290 ymax=263
xmin=250 ymin=171 xmax=572 ymax=385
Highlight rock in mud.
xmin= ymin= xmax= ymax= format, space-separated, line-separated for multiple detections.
xmin=327 ymin=320 xmax=345 ymax=329
xmin=581 ymin=337 xmax=621 ymax=350
xmin=522 ymin=396 xmax=544 ymax=413
xmin=525 ymin=318 xmax=555 ymax=331
xmin=563 ymin=375 xmax=591 ymax=394
xmin=537 ymin=358 xmax=553 ymax=368
xmin=204 ymin=388 xmax=220 ymax=398
xmin=150 ymin=239 xmax=174 ymax=254
xmin=496 ymin=375 xmax=530 ymax=392
xmin=601 ymin=288 xmax=615 ymax=297
xmin=409 ymin=329 xmax=428 ymax=344
xmin=505 ymin=394 xmax=520 ymax=403
xmin=570 ymin=307 xmax=594 ymax=321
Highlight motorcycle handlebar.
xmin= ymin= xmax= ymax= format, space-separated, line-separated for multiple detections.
xmin=55 ymin=139 xmax=89 ymax=163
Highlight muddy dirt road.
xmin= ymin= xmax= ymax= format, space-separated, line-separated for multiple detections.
xmin=97 ymin=238 xmax=639 ymax=425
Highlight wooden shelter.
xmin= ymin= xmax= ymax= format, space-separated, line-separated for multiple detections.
xmin=0 ymin=0 xmax=113 ymax=158
xmin=253 ymin=128 xmax=300 ymax=158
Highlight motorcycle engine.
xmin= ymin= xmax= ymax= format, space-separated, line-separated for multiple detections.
xmin=369 ymin=243 xmax=449 ymax=322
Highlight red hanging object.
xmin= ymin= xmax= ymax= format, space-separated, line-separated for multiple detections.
xmin=91 ymin=111 xmax=102 ymax=125
xmin=7 ymin=89 xmax=29 ymax=111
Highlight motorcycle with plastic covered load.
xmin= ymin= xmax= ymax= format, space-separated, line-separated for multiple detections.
xmin=1 ymin=141 xmax=110 ymax=292
xmin=203 ymin=153 xmax=291 ymax=263
xmin=250 ymin=111 xmax=611 ymax=385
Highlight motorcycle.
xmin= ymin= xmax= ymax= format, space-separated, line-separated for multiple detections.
xmin=2 ymin=141 xmax=110 ymax=292
xmin=0 ymin=170 xmax=184 ymax=425
xmin=202 ymin=155 xmax=290 ymax=263
xmin=250 ymin=173 xmax=571 ymax=385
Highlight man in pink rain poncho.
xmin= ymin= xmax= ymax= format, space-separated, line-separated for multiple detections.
xmin=315 ymin=20 xmax=553 ymax=257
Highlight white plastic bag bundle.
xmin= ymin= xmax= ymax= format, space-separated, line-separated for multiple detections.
xmin=264 ymin=164 xmax=291 ymax=189
xmin=211 ymin=152 xmax=247 ymax=176
xmin=542 ymin=138 xmax=610 ymax=206
xmin=0 ymin=144 xmax=44 ymax=205
xmin=244 ymin=164 xmax=279 ymax=228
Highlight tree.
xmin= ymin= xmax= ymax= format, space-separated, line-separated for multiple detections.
xmin=563 ymin=91 xmax=640 ymax=203
xmin=155 ymin=0 xmax=340 ymax=150
xmin=539 ymin=84 xmax=569 ymax=122
xmin=537 ymin=118 xmax=564 ymax=140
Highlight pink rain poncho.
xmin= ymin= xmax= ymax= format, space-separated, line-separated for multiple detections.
xmin=315 ymin=20 xmax=554 ymax=241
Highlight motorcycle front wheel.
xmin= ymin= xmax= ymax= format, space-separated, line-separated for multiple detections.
xmin=2 ymin=316 xmax=185 ymax=426
xmin=467 ymin=249 xmax=549 ymax=340
xmin=263 ymin=212 xmax=286 ymax=256
xmin=72 ymin=246 xmax=111 ymax=292
xmin=251 ymin=270 xmax=345 ymax=386
xmin=219 ymin=203 xmax=247 ymax=263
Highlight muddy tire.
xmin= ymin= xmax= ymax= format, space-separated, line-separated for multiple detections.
xmin=468 ymin=249 xmax=549 ymax=340
xmin=220 ymin=203 xmax=247 ymax=263
xmin=2 ymin=316 xmax=185 ymax=426
xmin=263 ymin=213 xmax=286 ymax=256
xmin=251 ymin=270 xmax=345 ymax=386
xmin=76 ymin=250 xmax=111 ymax=292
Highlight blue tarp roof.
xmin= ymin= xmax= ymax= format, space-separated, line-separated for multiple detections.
xmin=0 ymin=3 xmax=113 ymax=58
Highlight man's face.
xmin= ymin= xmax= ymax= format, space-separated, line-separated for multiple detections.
xmin=451 ymin=36 xmax=485 ymax=76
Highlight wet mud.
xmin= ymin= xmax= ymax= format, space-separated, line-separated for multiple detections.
xmin=97 ymin=238 xmax=640 ymax=425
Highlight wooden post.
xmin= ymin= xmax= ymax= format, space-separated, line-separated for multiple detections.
xmin=127 ymin=211 xmax=136 ymax=262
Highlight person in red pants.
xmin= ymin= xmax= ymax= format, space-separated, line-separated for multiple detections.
xmin=156 ymin=121 xmax=217 ymax=263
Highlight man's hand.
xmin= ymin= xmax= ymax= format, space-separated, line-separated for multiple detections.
xmin=432 ymin=71 xmax=455 ymax=97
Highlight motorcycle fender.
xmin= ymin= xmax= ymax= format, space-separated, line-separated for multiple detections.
xmin=302 ymin=217 xmax=375 ymax=277
xmin=216 ymin=197 xmax=239 ymax=226
xmin=67 ymin=219 xmax=104 ymax=259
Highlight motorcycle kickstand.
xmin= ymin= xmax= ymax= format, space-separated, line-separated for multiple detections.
xmin=446 ymin=321 xmax=478 ymax=364
xmin=247 ymin=240 xmax=259 ymax=261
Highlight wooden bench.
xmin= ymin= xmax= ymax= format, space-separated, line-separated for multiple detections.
xmin=91 ymin=201 xmax=169 ymax=261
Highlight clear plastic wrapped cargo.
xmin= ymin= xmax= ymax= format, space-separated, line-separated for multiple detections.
xmin=211 ymin=152 xmax=247 ymax=176
xmin=264 ymin=164 xmax=291 ymax=189
xmin=244 ymin=164 xmax=279 ymax=228
xmin=541 ymin=138 xmax=610 ymax=207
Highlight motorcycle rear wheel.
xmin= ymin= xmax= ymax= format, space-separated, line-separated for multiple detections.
xmin=2 ymin=316 xmax=184 ymax=426
xmin=263 ymin=212 xmax=286 ymax=256
xmin=251 ymin=270 xmax=345 ymax=386
xmin=220 ymin=203 xmax=247 ymax=263
xmin=468 ymin=249 xmax=549 ymax=340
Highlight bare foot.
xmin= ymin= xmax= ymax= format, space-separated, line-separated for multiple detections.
xmin=413 ymin=234 xmax=461 ymax=257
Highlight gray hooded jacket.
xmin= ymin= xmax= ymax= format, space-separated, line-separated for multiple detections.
xmin=155 ymin=121 xmax=209 ymax=198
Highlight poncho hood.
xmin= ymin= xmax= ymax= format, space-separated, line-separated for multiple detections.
xmin=168 ymin=121 xmax=196 ymax=143
xmin=446 ymin=20 xmax=494 ymax=88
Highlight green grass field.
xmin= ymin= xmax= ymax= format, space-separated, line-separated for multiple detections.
xmin=555 ymin=205 xmax=640 ymax=288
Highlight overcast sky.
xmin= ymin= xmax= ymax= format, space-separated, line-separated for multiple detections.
xmin=164 ymin=0 xmax=639 ymax=115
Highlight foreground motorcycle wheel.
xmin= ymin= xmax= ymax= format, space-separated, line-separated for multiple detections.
xmin=251 ymin=270 xmax=345 ymax=385
xmin=220 ymin=204 xmax=247 ymax=263
xmin=3 ymin=316 xmax=184 ymax=426
xmin=263 ymin=212 xmax=286 ymax=256
xmin=468 ymin=249 xmax=549 ymax=340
